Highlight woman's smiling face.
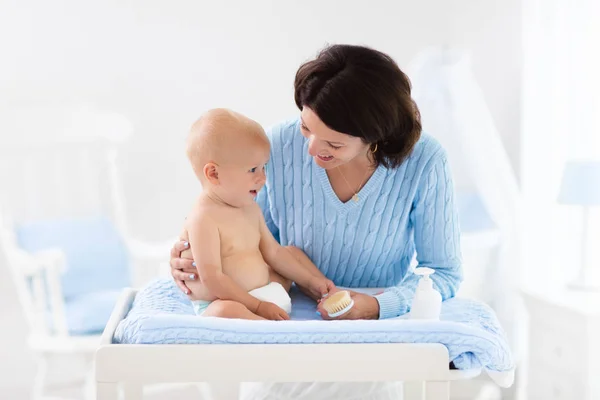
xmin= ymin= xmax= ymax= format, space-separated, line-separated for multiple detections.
xmin=300 ymin=107 xmax=369 ymax=170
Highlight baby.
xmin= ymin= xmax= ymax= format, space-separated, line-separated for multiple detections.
xmin=181 ymin=108 xmax=334 ymax=320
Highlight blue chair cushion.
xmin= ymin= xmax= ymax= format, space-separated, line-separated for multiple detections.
xmin=16 ymin=215 xmax=131 ymax=334
xmin=64 ymin=290 xmax=123 ymax=335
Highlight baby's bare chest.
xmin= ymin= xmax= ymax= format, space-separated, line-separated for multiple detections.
xmin=217 ymin=211 xmax=261 ymax=256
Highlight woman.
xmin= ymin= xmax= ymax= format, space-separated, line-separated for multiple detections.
xmin=170 ymin=44 xmax=463 ymax=399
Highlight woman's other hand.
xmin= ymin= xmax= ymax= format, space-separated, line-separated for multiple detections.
xmin=317 ymin=291 xmax=380 ymax=320
xmin=170 ymin=240 xmax=197 ymax=295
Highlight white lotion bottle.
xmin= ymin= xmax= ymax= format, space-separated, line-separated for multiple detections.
xmin=409 ymin=267 xmax=442 ymax=320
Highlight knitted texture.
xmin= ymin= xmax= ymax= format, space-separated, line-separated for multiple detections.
xmin=114 ymin=278 xmax=514 ymax=377
xmin=257 ymin=118 xmax=463 ymax=319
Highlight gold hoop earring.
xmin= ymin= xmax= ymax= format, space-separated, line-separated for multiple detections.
xmin=371 ymin=143 xmax=378 ymax=154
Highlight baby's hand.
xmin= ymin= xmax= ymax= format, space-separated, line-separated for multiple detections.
xmin=256 ymin=301 xmax=290 ymax=321
xmin=308 ymin=276 xmax=337 ymax=300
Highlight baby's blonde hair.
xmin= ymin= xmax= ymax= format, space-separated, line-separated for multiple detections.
xmin=186 ymin=108 xmax=268 ymax=182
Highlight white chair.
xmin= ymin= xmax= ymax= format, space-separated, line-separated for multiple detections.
xmin=0 ymin=105 xmax=172 ymax=399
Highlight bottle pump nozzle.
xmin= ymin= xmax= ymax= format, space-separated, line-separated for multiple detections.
xmin=414 ymin=267 xmax=435 ymax=289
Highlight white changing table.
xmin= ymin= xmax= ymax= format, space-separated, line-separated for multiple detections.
xmin=95 ymin=289 xmax=482 ymax=400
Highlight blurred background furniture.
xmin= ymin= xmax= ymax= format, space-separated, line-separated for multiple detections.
xmin=522 ymin=286 xmax=600 ymax=399
xmin=0 ymin=104 xmax=172 ymax=399
xmin=557 ymin=160 xmax=600 ymax=291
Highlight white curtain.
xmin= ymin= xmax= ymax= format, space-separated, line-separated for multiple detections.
xmin=521 ymin=0 xmax=600 ymax=284
xmin=408 ymin=48 xmax=523 ymax=356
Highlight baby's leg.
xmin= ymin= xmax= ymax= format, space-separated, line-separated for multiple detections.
xmin=268 ymin=268 xmax=292 ymax=292
xmin=202 ymin=300 xmax=266 ymax=320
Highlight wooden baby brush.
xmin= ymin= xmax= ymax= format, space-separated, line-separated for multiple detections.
xmin=321 ymin=290 xmax=354 ymax=318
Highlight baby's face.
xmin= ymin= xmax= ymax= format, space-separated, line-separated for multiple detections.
xmin=218 ymin=145 xmax=270 ymax=207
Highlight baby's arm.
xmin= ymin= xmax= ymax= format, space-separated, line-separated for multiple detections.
xmin=187 ymin=212 xmax=262 ymax=314
xmin=257 ymin=207 xmax=333 ymax=296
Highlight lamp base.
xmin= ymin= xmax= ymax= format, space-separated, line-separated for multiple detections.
xmin=567 ymin=277 xmax=600 ymax=292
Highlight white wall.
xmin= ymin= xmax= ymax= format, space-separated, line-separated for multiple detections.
xmin=0 ymin=0 xmax=522 ymax=241
xmin=0 ymin=1 xmax=521 ymax=396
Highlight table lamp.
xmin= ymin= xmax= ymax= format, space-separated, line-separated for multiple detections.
xmin=557 ymin=160 xmax=600 ymax=291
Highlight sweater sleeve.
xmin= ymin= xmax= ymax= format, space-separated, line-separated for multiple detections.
xmin=374 ymin=150 xmax=463 ymax=319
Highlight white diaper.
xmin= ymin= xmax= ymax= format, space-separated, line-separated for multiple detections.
xmin=191 ymin=281 xmax=292 ymax=316
xmin=248 ymin=282 xmax=292 ymax=314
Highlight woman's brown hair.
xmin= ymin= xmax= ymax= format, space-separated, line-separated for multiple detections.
xmin=294 ymin=44 xmax=422 ymax=168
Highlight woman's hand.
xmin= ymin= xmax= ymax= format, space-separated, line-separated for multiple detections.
xmin=170 ymin=240 xmax=197 ymax=295
xmin=316 ymin=291 xmax=380 ymax=320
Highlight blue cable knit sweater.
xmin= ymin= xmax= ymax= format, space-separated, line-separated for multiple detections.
xmin=256 ymin=118 xmax=463 ymax=319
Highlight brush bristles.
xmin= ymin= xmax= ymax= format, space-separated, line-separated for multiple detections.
xmin=322 ymin=290 xmax=352 ymax=314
